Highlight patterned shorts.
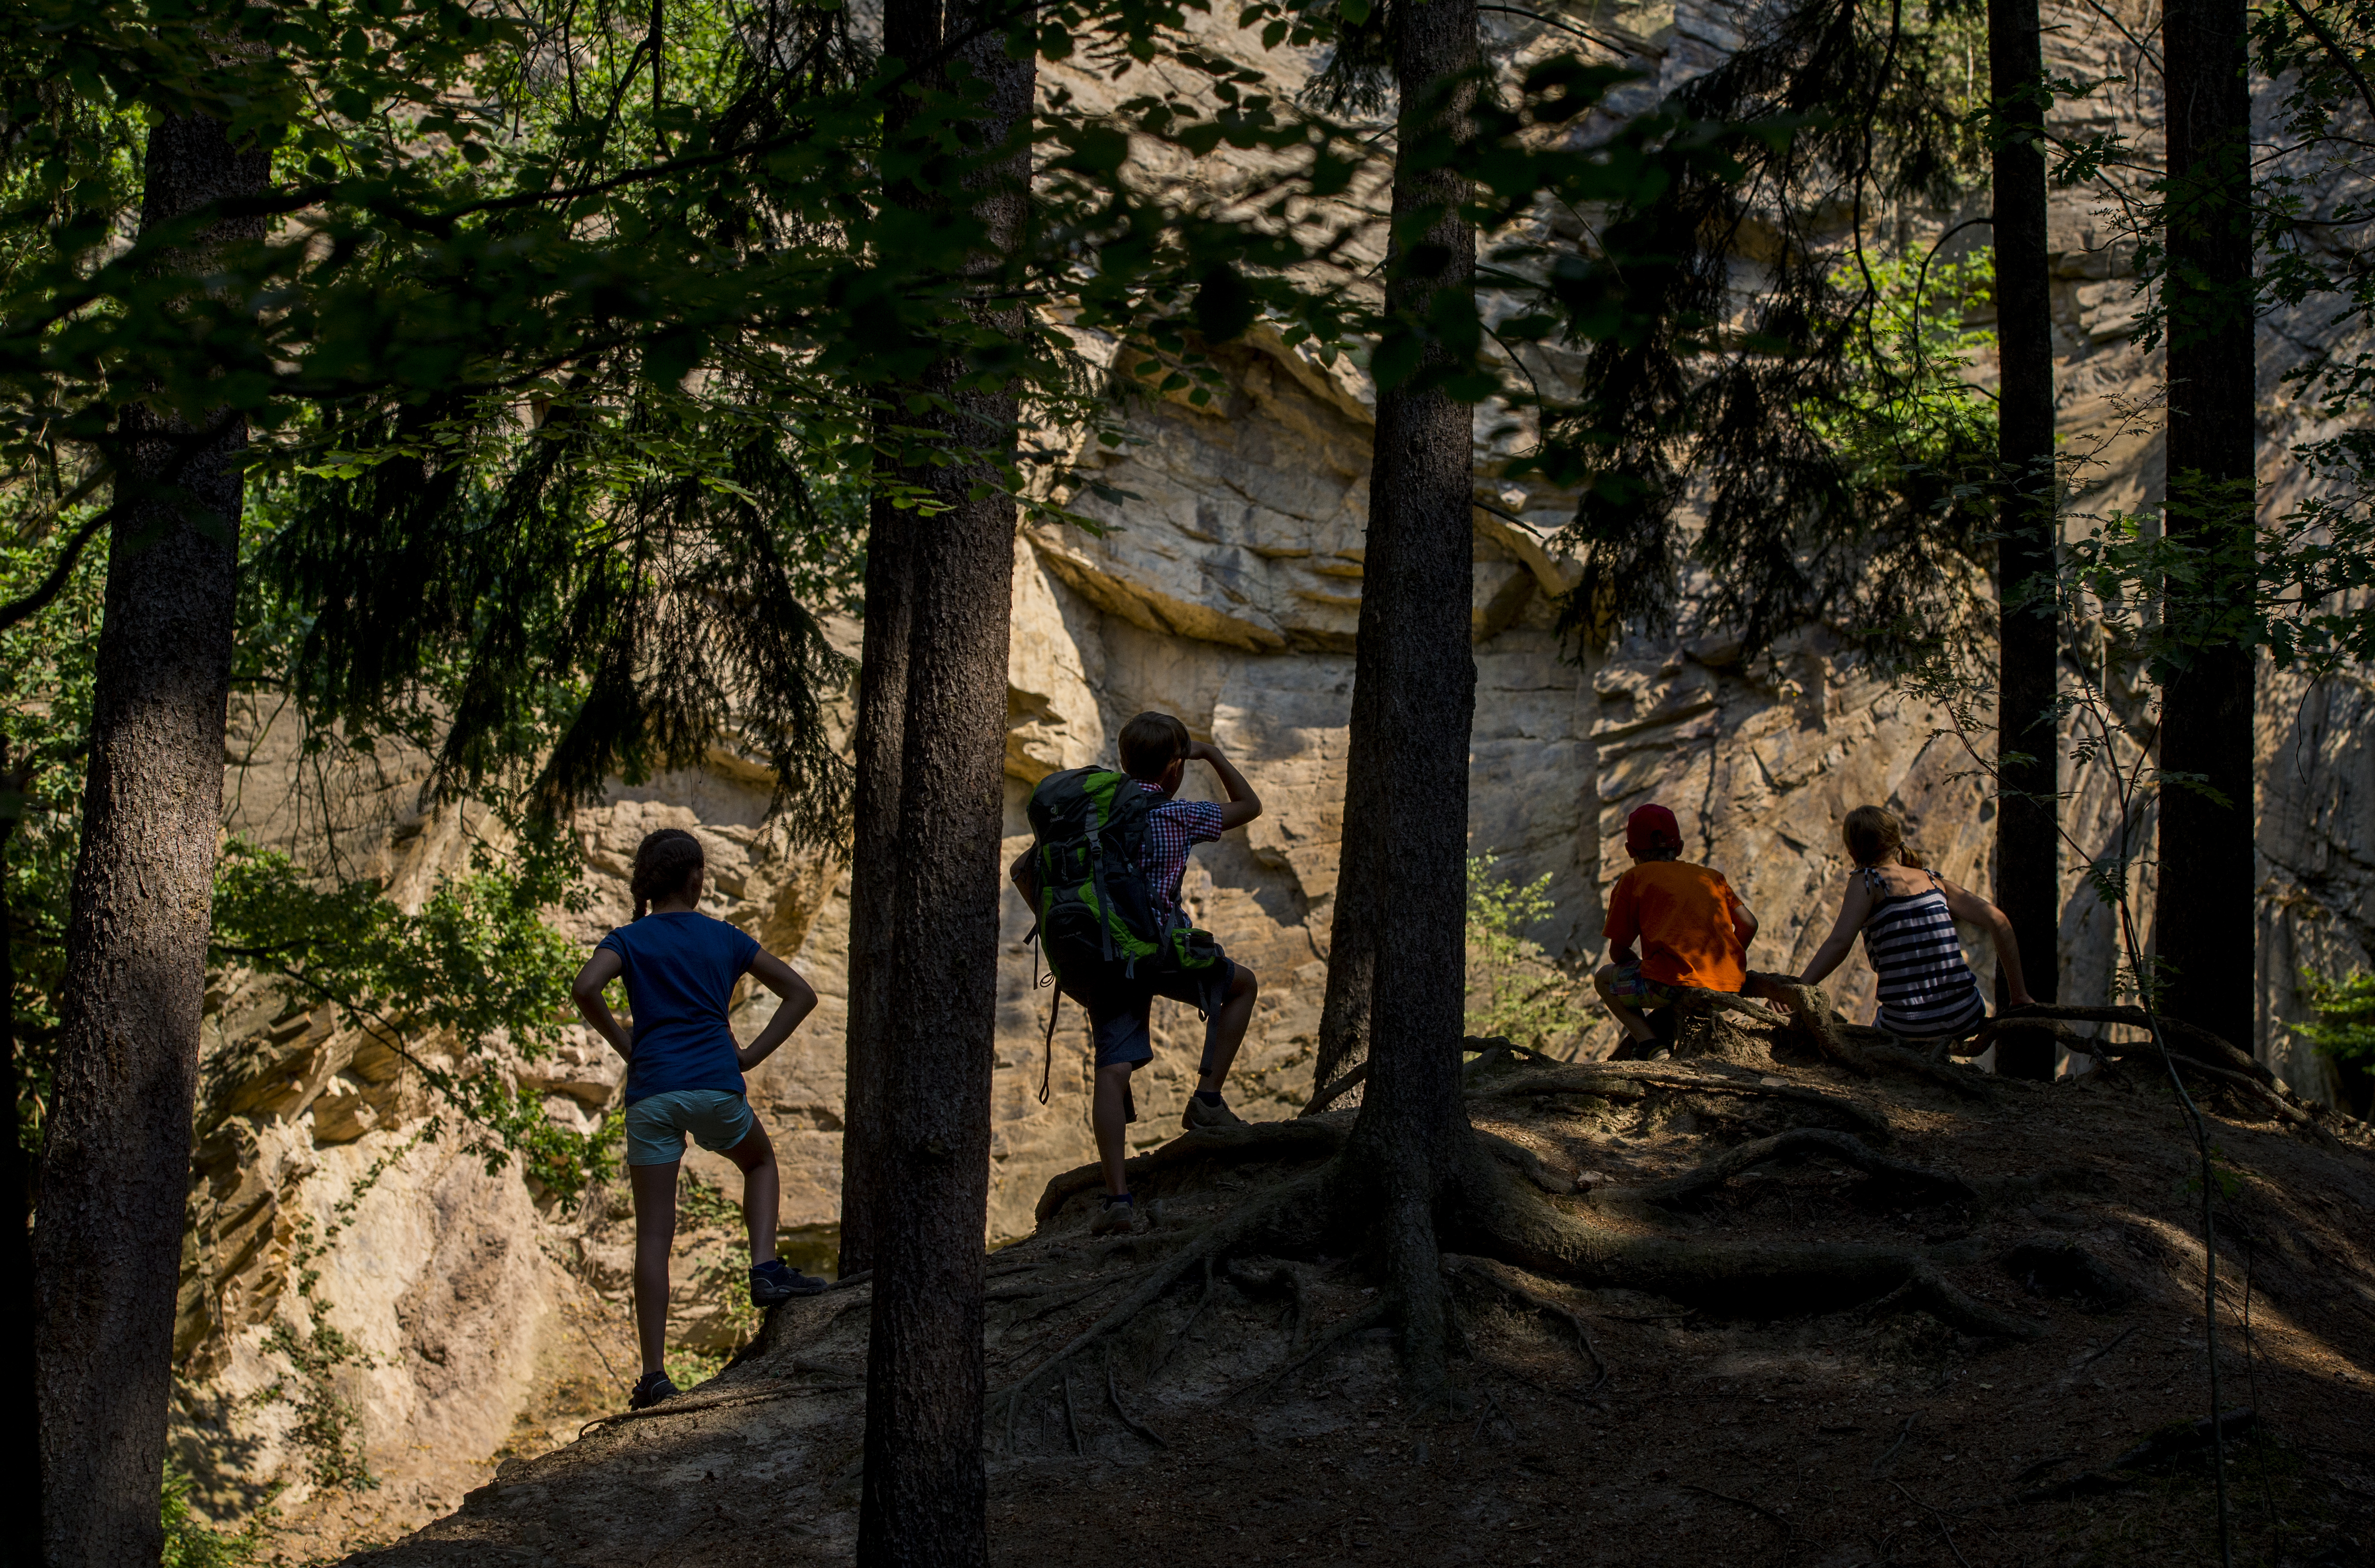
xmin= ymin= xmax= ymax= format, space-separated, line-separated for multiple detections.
xmin=1603 ymin=963 xmax=1683 ymax=1009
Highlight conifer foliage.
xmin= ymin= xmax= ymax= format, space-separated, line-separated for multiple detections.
xmin=1545 ymin=0 xmax=1998 ymax=662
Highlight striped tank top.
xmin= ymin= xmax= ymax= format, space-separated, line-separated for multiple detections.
xmin=1859 ymin=866 xmax=1986 ymax=1038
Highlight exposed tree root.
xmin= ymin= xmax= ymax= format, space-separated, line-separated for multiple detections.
xmin=2085 ymin=1042 xmax=2348 ymax=1146
xmin=1002 ymin=1106 xmax=2045 ymax=1435
xmin=1234 ymin=1297 xmax=1393 ymax=1400
xmin=1102 ymin=1349 xmax=1167 ymax=1447
xmin=1610 ymin=1126 xmax=1976 ymax=1209
xmin=1467 ymin=1060 xmax=1895 ymax=1140
xmin=1152 ymin=1253 xmax=1219 ymax=1372
xmin=1032 ymin=1119 xmax=1349 ymax=1226
xmin=1302 ymin=1061 xmax=1368 ymax=1117
xmin=1739 ymin=974 xmax=1994 ymax=1098
xmin=1455 ymin=1146 xmax=2044 ymax=1339
xmin=1993 ymin=1003 xmax=2265 ymax=1077
xmin=1735 ymin=973 xmax=1874 ymax=1076
xmin=1223 ymin=1257 xmax=1310 ymax=1352
xmin=997 ymin=1169 xmax=1325 ymax=1424
xmin=1441 ymin=1253 xmax=1609 ymax=1392
xmin=1302 ymin=1034 xmax=1561 ymax=1117
xmin=1456 ymin=1035 xmax=1564 ymax=1080
xmin=1474 ymin=1125 xmax=1580 ymax=1193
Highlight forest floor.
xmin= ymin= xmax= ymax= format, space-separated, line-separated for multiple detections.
xmin=346 ymin=1018 xmax=2375 ymax=1568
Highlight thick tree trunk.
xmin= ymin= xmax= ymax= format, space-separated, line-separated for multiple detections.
xmin=0 ymin=783 xmax=36 ymax=1567
xmin=33 ymin=113 xmax=267 ymax=1568
xmin=1989 ymin=0 xmax=2060 ymax=1078
xmin=854 ymin=3 xmax=1030 ymax=1563
xmin=1312 ymin=675 xmax=1381 ymax=1096
xmin=1336 ymin=0 xmax=1479 ymax=1391
xmin=2156 ymin=0 xmax=2256 ymax=1057
xmin=838 ymin=497 xmax=912 ymax=1278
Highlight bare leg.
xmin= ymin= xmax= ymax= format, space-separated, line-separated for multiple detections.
xmin=1195 ymin=965 xmax=1261 ymax=1096
xmin=720 ymin=1122 xmax=780 ymax=1267
xmin=1093 ymin=1061 xmax=1136 ymax=1197
xmin=629 ymin=1159 xmax=681 ymax=1377
xmin=1595 ymin=967 xmax=1659 ymax=1045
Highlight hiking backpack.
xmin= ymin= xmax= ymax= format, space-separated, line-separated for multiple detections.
xmin=1023 ymin=767 xmax=1223 ymax=1098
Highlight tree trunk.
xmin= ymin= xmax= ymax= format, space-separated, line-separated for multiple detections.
xmin=838 ymin=497 xmax=912 ymax=1279
xmin=2155 ymin=0 xmax=2256 ymax=1057
xmin=34 ymin=113 xmax=267 ymax=1568
xmin=1989 ymin=0 xmax=2060 ymax=1078
xmin=854 ymin=3 xmax=1030 ymax=1562
xmin=0 ymin=771 xmax=38 ymax=1568
xmin=1312 ymin=674 xmax=1381 ymax=1097
xmin=1336 ymin=0 xmax=1479 ymax=1393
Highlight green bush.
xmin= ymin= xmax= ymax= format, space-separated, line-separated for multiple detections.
xmin=160 ymin=1459 xmax=267 ymax=1568
xmin=1466 ymin=857 xmax=1592 ymax=1054
xmin=2295 ymin=967 xmax=2375 ymax=1067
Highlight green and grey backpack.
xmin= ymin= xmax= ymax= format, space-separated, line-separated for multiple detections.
xmin=1024 ymin=767 xmax=1223 ymax=1098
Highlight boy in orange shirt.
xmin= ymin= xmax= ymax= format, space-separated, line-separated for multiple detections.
xmin=1595 ymin=803 xmax=1759 ymax=1052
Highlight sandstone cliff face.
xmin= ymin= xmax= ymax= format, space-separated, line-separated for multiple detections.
xmin=166 ymin=0 xmax=2372 ymax=1548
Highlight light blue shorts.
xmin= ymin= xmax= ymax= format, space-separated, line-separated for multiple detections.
xmin=625 ymin=1089 xmax=756 ymax=1166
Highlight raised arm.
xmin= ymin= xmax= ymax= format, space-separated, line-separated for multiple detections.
xmin=571 ymin=947 xmax=633 ymax=1062
xmin=1190 ymin=739 xmax=1263 ymax=829
xmin=1794 ymin=875 xmax=1873 ymax=988
xmin=1937 ymin=877 xmax=2035 ymax=1006
xmin=736 ymin=949 xmax=820 ymax=1073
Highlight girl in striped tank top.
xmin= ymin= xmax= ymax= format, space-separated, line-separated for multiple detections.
xmin=1794 ymin=805 xmax=2035 ymax=1039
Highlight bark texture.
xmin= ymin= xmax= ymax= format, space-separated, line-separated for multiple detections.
xmin=855 ymin=3 xmax=1031 ymax=1562
xmin=0 ymin=782 xmax=35 ymax=1567
xmin=839 ymin=497 xmax=912 ymax=1278
xmin=1989 ymin=0 xmax=2060 ymax=1079
xmin=1335 ymin=0 xmax=1480 ymax=1390
xmin=1311 ymin=672 xmax=1380 ymax=1097
xmin=2155 ymin=0 xmax=2256 ymax=1056
xmin=33 ymin=112 xmax=268 ymax=1568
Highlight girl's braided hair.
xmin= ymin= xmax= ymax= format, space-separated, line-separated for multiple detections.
xmin=630 ymin=828 xmax=706 ymax=920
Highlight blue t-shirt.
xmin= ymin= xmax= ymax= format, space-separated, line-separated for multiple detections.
xmin=596 ymin=912 xmax=762 ymax=1103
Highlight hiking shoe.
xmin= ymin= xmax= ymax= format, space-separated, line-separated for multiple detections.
xmin=1089 ymin=1195 xmax=1138 ymax=1236
xmin=629 ymin=1371 xmax=679 ymax=1411
xmin=751 ymin=1259 xmax=828 ymax=1307
xmin=1181 ymin=1094 xmax=1247 ymax=1132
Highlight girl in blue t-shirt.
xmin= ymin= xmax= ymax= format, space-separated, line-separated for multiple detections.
xmin=572 ymin=827 xmax=825 ymax=1410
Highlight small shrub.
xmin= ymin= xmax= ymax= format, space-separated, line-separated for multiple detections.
xmin=1466 ymin=856 xmax=1592 ymax=1054
xmin=2295 ymin=967 xmax=2375 ymax=1067
xmin=160 ymin=1459 xmax=268 ymax=1568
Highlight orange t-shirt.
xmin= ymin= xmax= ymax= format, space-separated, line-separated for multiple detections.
xmin=1604 ymin=860 xmax=1747 ymax=992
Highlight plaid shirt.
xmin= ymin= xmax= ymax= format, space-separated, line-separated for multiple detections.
xmin=1134 ymin=781 xmax=1224 ymax=919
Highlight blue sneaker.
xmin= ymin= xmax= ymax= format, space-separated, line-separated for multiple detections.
xmin=751 ymin=1258 xmax=828 ymax=1307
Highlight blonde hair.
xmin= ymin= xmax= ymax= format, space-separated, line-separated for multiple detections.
xmin=1842 ymin=805 xmax=1925 ymax=870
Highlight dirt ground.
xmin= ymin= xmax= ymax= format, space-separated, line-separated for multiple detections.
xmin=347 ymin=1026 xmax=2375 ymax=1568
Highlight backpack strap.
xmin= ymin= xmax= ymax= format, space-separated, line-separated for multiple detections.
xmin=1037 ymin=987 xmax=1061 ymax=1105
xmin=1085 ymin=792 xmax=1118 ymax=964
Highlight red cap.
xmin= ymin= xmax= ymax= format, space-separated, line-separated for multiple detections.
xmin=1624 ymin=804 xmax=1682 ymax=856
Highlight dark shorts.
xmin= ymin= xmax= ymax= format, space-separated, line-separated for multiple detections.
xmin=1073 ymin=959 xmax=1238 ymax=1071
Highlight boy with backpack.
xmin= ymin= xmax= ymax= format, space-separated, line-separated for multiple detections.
xmin=1594 ymin=802 xmax=1760 ymax=1055
xmin=1011 ymin=712 xmax=1263 ymax=1234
